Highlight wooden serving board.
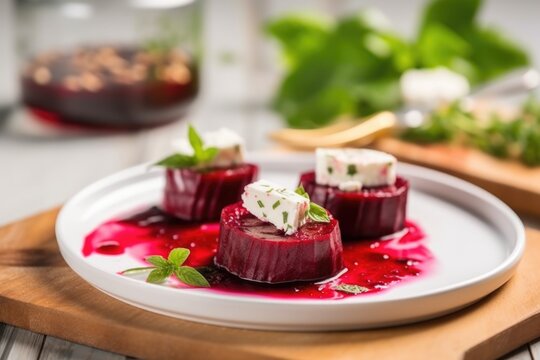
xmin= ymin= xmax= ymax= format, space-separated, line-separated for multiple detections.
xmin=1 ymin=208 xmax=539 ymax=360
xmin=373 ymin=138 xmax=540 ymax=219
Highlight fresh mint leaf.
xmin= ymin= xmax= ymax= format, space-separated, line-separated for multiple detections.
xmin=168 ymin=248 xmax=190 ymax=267
xmin=155 ymin=154 xmax=196 ymax=168
xmin=333 ymin=284 xmax=369 ymax=295
xmin=294 ymin=185 xmax=309 ymax=199
xmin=188 ymin=124 xmax=204 ymax=161
xmin=202 ymin=147 xmax=219 ymax=163
xmin=155 ymin=125 xmax=219 ymax=169
xmin=265 ymin=14 xmax=331 ymax=69
xmin=267 ymin=1 xmax=529 ymax=127
xmin=146 ymin=255 xmax=169 ymax=268
xmin=308 ymin=203 xmax=330 ymax=223
xmin=176 ymin=266 xmax=211 ymax=287
xmin=146 ymin=268 xmax=172 ymax=284
xmin=417 ymin=0 xmax=528 ymax=85
xmin=420 ymin=0 xmax=480 ymax=33
xmin=295 ymin=185 xmax=330 ymax=223
xmin=122 ymin=247 xmax=211 ymax=288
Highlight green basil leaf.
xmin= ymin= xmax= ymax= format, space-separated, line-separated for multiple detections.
xmin=333 ymin=284 xmax=369 ymax=294
xmin=146 ymin=268 xmax=172 ymax=284
xmin=155 ymin=153 xmax=196 ymax=169
xmin=146 ymin=255 xmax=169 ymax=268
xmin=168 ymin=248 xmax=190 ymax=267
xmin=176 ymin=266 xmax=210 ymax=287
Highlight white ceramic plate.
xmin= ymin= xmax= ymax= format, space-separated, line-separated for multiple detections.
xmin=56 ymin=153 xmax=525 ymax=331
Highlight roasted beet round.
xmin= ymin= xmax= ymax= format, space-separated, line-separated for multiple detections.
xmin=163 ymin=164 xmax=258 ymax=222
xmin=215 ymin=202 xmax=344 ymax=283
xmin=299 ymin=171 xmax=408 ymax=239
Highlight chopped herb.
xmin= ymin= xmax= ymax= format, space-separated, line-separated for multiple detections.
xmin=333 ymin=284 xmax=369 ymax=295
xmin=347 ymin=164 xmax=357 ymax=176
xmin=282 ymin=211 xmax=289 ymax=224
xmin=266 ymin=187 xmax=274 ymax=193
xmin=402 ymin=98 xmax=540 ymax=166
xmin=263 ymin=212 xmax=267 ymax=218
xmin=121 ymin=248 xmax=210 ymax=287
xmin=272 ymin=200 xmax=281 ymax=209
xmin=155 ymin=125 xmax=219 ymax=169
xmin=327 ymin=166 xmax=333 ymax=174
xmin=257 ymin=200 xmax=265 ymax=208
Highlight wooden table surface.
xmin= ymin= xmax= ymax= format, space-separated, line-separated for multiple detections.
xmin=1 ymin=0 xmax=540 ymax=358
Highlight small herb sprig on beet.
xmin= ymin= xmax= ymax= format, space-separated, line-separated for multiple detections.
xmin=121 ymin=248 xmax=210 ymax=287
xmin=295 ymin=185 xmax=330 ymax=223
xmin=155 ymin=125 xmax=218 ymax=169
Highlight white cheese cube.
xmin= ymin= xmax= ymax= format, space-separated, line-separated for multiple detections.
xmin=400 ymin=67 xmax=470 ymax=108
xmin=316 ymin=148 xmax=396 ymax=188
xmin=241 ymin=180 xmax=310 ymax=235
xmin=172 ymin=128 xmax=245 ymax=167
xmin=338 ymin=180 xmax=363 ymax=192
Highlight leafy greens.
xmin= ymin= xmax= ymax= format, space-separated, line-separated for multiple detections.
xmin=402 ymin=98 xmax=540 ymax=166
xmin=266 ymin=0 xmax=529 ymax=128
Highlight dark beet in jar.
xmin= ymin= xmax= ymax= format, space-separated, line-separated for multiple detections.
xmin=21 ymin=46 xmax=198 ymax=129
xmin=299 ymin=171 xmax=409 ymax=239
xmin=215 ymin=202 xmax=344 ymax=284
xmin=163 ymin=164 xmax=258 ymax=222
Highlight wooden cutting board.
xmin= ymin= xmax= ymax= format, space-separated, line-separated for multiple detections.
xmin=1 ymin=208 xmax=539 ymax=360
xmin=373 ymin=138 xmax=540 ymax=219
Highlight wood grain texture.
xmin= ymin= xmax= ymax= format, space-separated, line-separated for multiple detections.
xmin=0 ymin=209 xmax=539 ymax=360
xmin=373 ymin=138 xmax=540 ymax=219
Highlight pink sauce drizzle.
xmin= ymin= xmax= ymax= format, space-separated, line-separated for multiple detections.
xmin=83 ymin=207 xmax=434 ymax=300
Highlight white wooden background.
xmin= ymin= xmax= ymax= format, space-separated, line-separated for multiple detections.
xmin=0 ymin=0 xmax=539 ymax=358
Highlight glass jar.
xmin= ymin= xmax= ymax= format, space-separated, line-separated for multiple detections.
xmin=15 ymin=0 xmax=201 ymax=129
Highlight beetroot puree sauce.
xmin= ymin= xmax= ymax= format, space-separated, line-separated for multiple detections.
xmin=83 ymin=207 xmax=433 ymax=300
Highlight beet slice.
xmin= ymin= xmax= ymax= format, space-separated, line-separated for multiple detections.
xmin=299 ymin=171 xmax=409 ymax=239
xmin=163 ymin=164 xmax=258 ymax=222
xmin=215 ymin=202 xmax=344 ymax=283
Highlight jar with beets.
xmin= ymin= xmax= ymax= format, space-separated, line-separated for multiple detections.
xmin=16 ymin=0 xmax=201 ymax=129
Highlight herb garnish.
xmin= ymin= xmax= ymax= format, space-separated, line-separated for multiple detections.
xmin=347 ymin=164 xmax=357 ymax=176
xmin=266 ymin=0 xmax=529 ymax=128
xmin=295 ymin=185 xmax=331 ymax=223
xmin=402 ymin=98 xmax=540 ymax=166
xmin=333 ymin=284 xmax=369 ymax=295
xmin=272 ymin=200 xmax=281 ymax=209
xmin=121 ymin=248 xmax=210 ymax=287
xmin=155 ymin=125 xmax=219 ymax=169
